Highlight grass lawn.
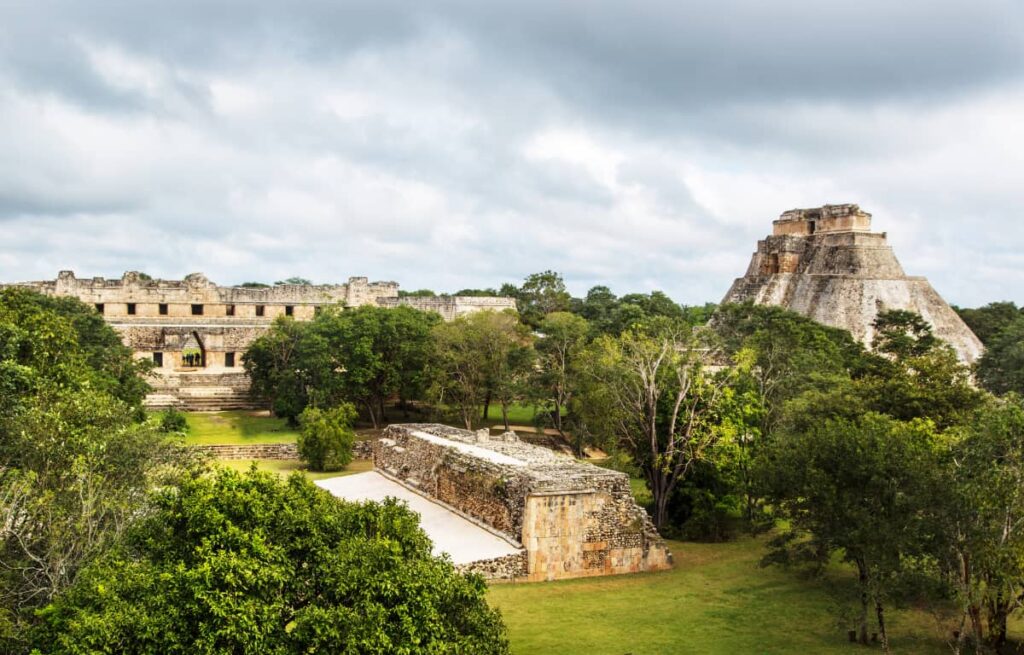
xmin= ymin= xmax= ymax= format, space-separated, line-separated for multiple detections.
xmin=216 ymin=458 xmax=373 ymax=481
xmin=182 ymin=410 xmax=300 ymax=445
xmin=481 ymin=403 xmax=540 ymax=426
xmin=489 ymin=535 xmax=981 ymax=655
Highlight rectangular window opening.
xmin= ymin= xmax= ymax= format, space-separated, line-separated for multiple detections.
xmin=153 ymin=352 xmax=163 ymax=367
xmin=255 ymin=305 xmax=265 ymax=317
xmin=191 ymin=304 xmax=204 ymax=316
xmin=95 ymin=303 xmax=104 ymax=314
xmin=285 ymin=305 xmax=294 ymax=317
xmin=225 ymin=352 xmax=236 ymax=368
xmin=226 ymin=304 xmax=235 ymax=316
xmin=127 ymin=303 xmax=136 ymax=315
xmin=159 ymin=303 xmax=168 ymax=315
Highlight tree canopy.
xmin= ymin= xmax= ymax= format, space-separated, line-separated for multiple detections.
xmin=31 ymin=468 xmax=509 ymax=655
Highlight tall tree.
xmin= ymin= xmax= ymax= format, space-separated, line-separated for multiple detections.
xmin=533 ymin=312 xmax=590 ymax=454
xmin=954 ymin=301 xmax=1021 ymax=346
xmin=581 ymin=320 xmax=734 ymax=529
xmin=512 ymin=270 xmax=572 ymax=328
xmin=429 ymin=311 xmax=533 ymax=430
xmin=976 ymin=315 xmax=1024 ymax=396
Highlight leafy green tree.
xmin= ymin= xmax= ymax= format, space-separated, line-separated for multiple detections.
xmin=274 ymin=277 xmax=313 ymax=285
xmin=244 ymin=316 xmax=317 ymax=422
xmin=0 ymin=289 xmax=189 ymax=649
xmin=297 ymin=404 xmax=357 ymax=472
xmin=533 ymin=312 xmax=590 ymax=453
xmin=579 ymin=319 xmax=735 ymax=529
xmin=452 ymin=288 xmax=499 ymax=297
xmin=954 ymin=301 xmax=1021 ymax=346
xmin=976 ymin=314 xmax=1024 ymax=396
xmin=931 ymin=396 xmax=1024 ymax=651
xmin=762 ymin=413 xmax=941 ymax=650
xmin=872 ymin=309 xmax=940 ymax=359
xmin=398 ymin=288 xmax=438 ymax=297
xmin=429 ymin=311 xmax=533 ymax=430
xmin=245 ymin=307 xmax=439 ymax=426
xmin=509 ymin=270 xmax=572 ymax=328
xmin=31 ymin=468 xmax=509 ymax=655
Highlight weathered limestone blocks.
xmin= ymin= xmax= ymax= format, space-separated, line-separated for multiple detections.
xmin=723 ymin=204 xmax=984 ymax=364
xmin=376 ymin=424 xmax=673 ymax=582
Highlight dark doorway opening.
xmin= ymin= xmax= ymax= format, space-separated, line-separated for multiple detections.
xmin=159 ymin=303 xmax=168 ymax=315
xmin=191 ymin=304 xmax=204 ymax=316
xmin=255 ymin=305 xmax=265 ymax=317
xmin=153 ymin=352 xmax=163 ymax=367
xmin=95 ymin=303 xmax=104 ymax=314
xmin=127 ymin=303 xmax=136 ymax=315
xmin=225 ymin=352 xmax=236 ymax=368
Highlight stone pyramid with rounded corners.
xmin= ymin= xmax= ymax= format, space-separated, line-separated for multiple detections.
xmin=722 ymin=204 xmax=983 ymax=364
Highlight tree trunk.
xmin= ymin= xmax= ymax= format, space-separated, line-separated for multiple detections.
xmin=365 ymin=400 xmax=379 ymax=429
xmin=379 ymin=396 xmax=387 ymax=428
xmin=857 ymin=559 xmax=870 ymax=645
xmin=876 ymin=600 xmax=890 ymax=654
xmin=986 ymin=595 xmax=1009 ymax=650
xmin=482 ymin=391 xmax=491 ymax=421
xmin=501 ymin=403 xmax=510 ymax=432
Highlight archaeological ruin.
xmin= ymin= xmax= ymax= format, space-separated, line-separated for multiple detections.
xmin=317 ymin=424 xmax=673 ymax=582
xmin=4 ymin=271 xmax=516 ymax=410
xmin=722 ymin=204 xmax=984 ymax=363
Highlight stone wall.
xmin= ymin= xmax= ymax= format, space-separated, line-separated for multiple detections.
xmin=376 ymin=424 xmax=673 ymax=582
xmin=192 ymin=443 xmax=299 ymax=460
xmin=377 ymin=296 xmax=517 ymax=321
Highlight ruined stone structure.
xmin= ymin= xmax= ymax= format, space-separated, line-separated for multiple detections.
xmin=371 ymin=424 xmax=673 ymax=582
xmin=4 ymin=271 xmax=516 ymax=409
xmin=722 ymin=204 xmax=984 ymax=363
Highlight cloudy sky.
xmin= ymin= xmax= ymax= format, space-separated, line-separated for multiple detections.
xmin=1 ymin=1 xmax=1022 ymax=306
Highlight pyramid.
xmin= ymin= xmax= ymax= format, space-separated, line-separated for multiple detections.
xmin=722 ymin=204 xmax=983 ymax=364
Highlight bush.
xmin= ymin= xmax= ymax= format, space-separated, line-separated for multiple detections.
xmin=297 ymin=404 xmax=356 ymax=471
xmin=31 ymin=468 xmax=509 ymax=654
xmin=157 ymin=408 xmax=188 ymax=434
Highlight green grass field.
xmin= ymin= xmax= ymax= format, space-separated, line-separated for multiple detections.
xmin=216 ymin=458 xmax=373 ymax=481
xmin=182 ymin=410 xmax=300 ymax=445
xmin=489 ymin=535 xmax=981 ymax=655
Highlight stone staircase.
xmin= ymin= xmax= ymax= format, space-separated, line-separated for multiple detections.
xmin=144 ymin=370 xmax=266 ymax=411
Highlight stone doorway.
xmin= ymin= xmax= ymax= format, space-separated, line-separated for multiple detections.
xmin=180 ymin=332 xmax=206 ymax=368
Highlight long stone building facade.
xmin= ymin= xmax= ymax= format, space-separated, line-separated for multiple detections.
xmin=722 ymin=204 xmax=983 ymax=363
xmin=5 ymin=271 xmax=516 ymax=409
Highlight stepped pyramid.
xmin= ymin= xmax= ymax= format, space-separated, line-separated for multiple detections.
xmin=722 ymin=204 xmax=983 ymax=364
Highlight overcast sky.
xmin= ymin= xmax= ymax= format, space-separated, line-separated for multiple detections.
xmin=1 ymin=1 xmax=1022 ymax=306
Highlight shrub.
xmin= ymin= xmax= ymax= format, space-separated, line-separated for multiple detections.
xmin=157 ymin=407 xmax=188 ymax=434
xmin=297 ymin=404 xmax=356 ymax=471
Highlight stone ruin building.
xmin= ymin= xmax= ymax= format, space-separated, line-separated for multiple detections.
xmin=4 ymin=271 xmax=516 ymax=410
xmin=722 ymin=204 xmax=983 ymax=363
xmin=317 ymin=424 xmax=673 ymax=582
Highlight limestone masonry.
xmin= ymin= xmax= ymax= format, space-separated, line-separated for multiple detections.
xmin=4 ymin=271 xmax=516 ymax=410
xmin=373 ymin=424 xmax=673 ymax=581
xmin=722 ymin=204 xmax=983 ymax=363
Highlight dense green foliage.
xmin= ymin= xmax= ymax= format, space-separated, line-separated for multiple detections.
xmin=297 ymin=404 xmax=357 ymax=471
xmin=0 ymin=289 xmax=188 ymax=651
xmin=158 ymin=407 xmax=189 ymax=433
xmin=31 ymin=468 xmax=509 ymax=654
xmin=977 ymin=315 xmax=1024 ymax=396
xmin=955 ymin=301 xmax=1023 ymax=346
xmin=245 ymin=306 xmax=439 ymax=425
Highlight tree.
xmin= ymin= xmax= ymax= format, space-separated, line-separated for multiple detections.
xmin=245 ymin=307 xmax=439 ymax=426
xmin=533 ymin=312 xmax=590 ymax=453
xmin=243 ymin=316 xmax=317 ymax=422
xmin=762 ymin=413 xmax=940 ymax=651
xmin=398 ymin=288 xmax=438 ymax=297
xmin=954 ymin=301 xmax=1021 ymax=346
xmin=31 ymin=468 xmax=509 ymax=654
xmin=0 ymin=289 xmax=189 ymax=649
xmin=274 ymin=277 xmax=313 ymax=285
xmin=931 ymin=397 xmax=1024 ymax=651
xmin=297 ymin=404 xmax=357 ymax=472
xmin=511 ymin=270 xmax=572 ymax=328
xmin=580 ymin=320 xmax=734 ymax=529
xmin=976 ymin=315 xmax=1024 ymax=396
xmin=429 ymin=311 xmax=533 ymax=430
xmin=238 ymin=281 xmax=270 ymax=288
xmin=872 ymin=309 xmax=940 ymax=360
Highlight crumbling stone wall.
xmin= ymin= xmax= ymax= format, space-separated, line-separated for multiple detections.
xmin=377 ymin=424 xmax=673 ymax=581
